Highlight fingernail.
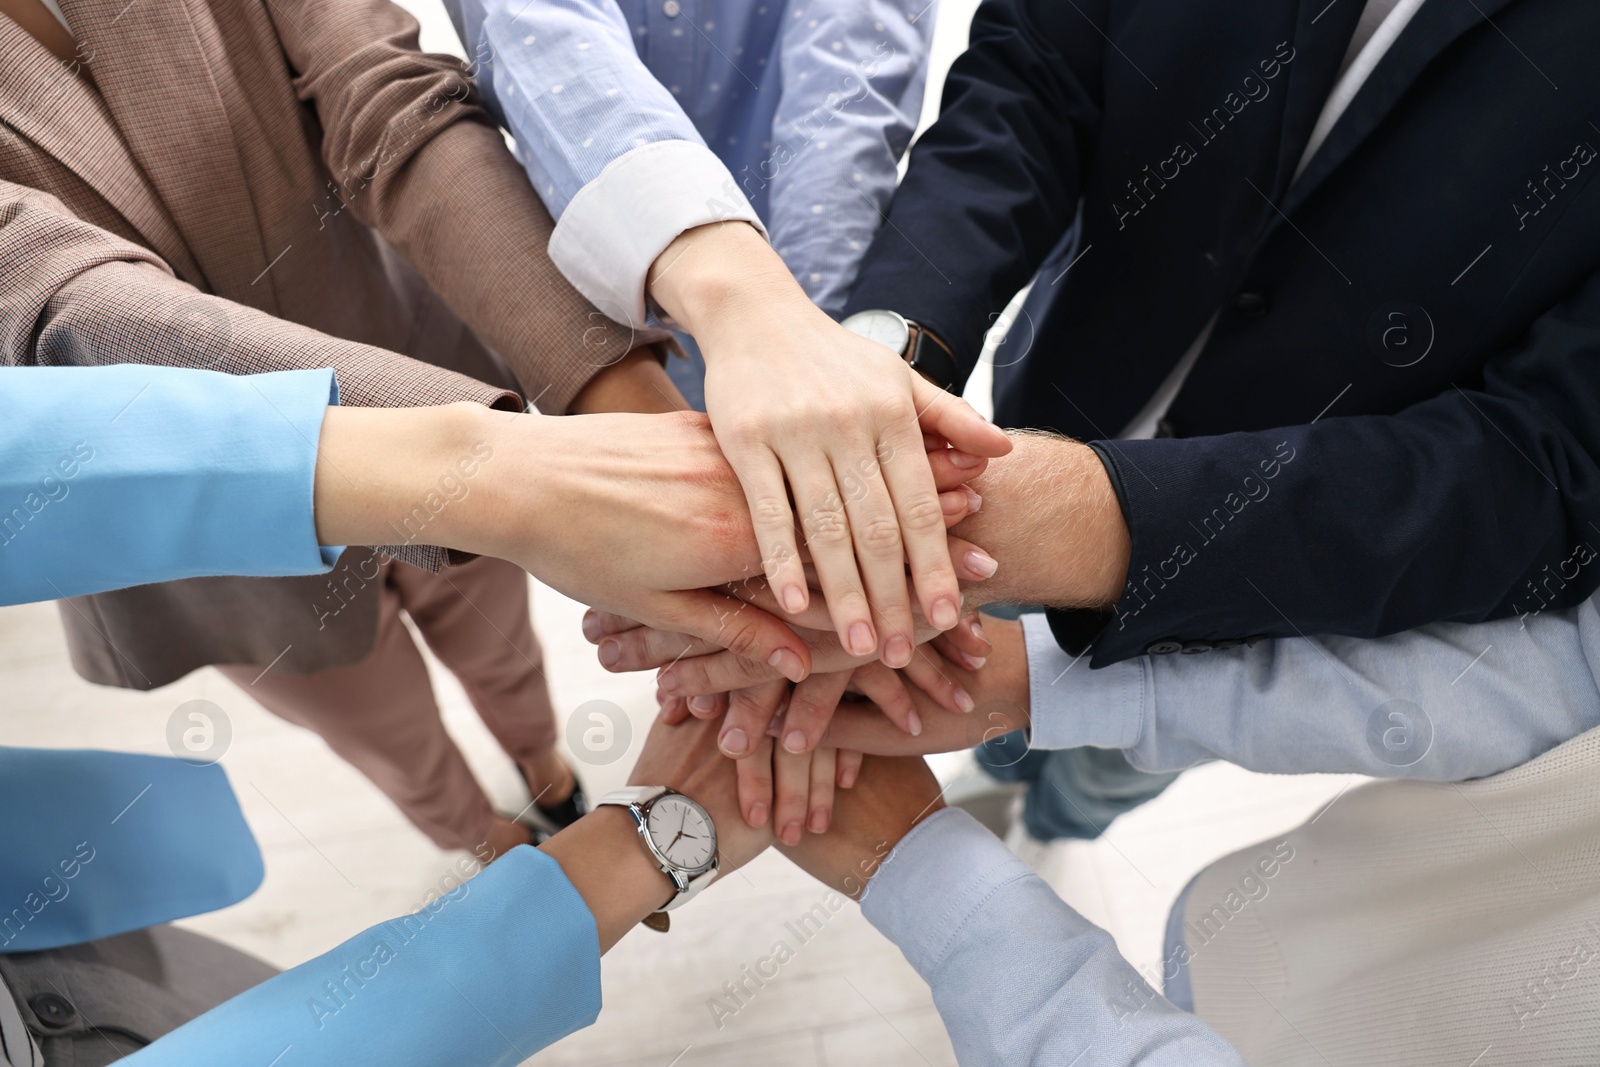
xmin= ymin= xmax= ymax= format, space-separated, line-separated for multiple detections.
xmin=782 ymin=822 xmax=803 ymax=846
xmin=782 ymin=585 xmax=807 ymax=614
xmin=884 ymin=635 xmax=913 ymax=668
xmin=848 ymin=621 xmax=876 ymax=658
xmin=964 ymin=549 xmax=999 ymax=580
xmin=963 ymin=489 xmax=983 ymax=514
xmin=809 ymin=809 xmax=830 ymax=833
xmin=721 ymin=727 xmax=750 ymax=757
xmin=581 ymin=612 xmax=602 ymax=642
xmin=941 ymin=492 xmax=967 ymax=516
xmin=658 ymin=669 xmax=680 ymax=693
xmin=689 ymin=695 xmax=718 ymax=715
xmin=748 ymin=802 xmax=767 ymax=827
xmin=970 ymin=618 xmax=989 ymax=647
xmin=768 ymin=648 xmax=806 ymax=684
xmin=907 ymin=709 xmax=923 ymax=736
xmin=950 ymin=451 xmax=982 ymax=469
xmin=784 ymin=730 xmax=808 ymax=754
xmin=931 ymin=597 xmax=959 ymax=629
xmin=961 ymin=653 xmax=988 ymax=671
xmin=954 ymin=686 xmax=975 ymax=713
xmin=840 ymin=765 xmax=859 ymax=789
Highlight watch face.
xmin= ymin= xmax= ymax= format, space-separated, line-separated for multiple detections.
xmin=645 ymin=794 xmax=717 ymax=873
xmin=841 ymin=310 xmax=910 ymax=356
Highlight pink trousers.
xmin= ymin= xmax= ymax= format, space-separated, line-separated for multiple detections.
xmin=219 ymin=555 xmax=555 ymax=852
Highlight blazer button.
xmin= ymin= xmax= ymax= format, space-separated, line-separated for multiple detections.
xmin=29 ymin=992 xmax=76 ymax=1029
xmin=1180 ymin=641 xmax=1213 ymax=654
xmin=1231 ymin=291 xmax=1269 ymax=318
xmin=1211 ymin=639 xmax=1242 ymax=651
xmin=1147 ymin=639 xmax=1184 ymax=655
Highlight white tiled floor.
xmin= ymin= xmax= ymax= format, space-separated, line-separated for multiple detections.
xmin=0 ymin=1 xmax=1358 ymax=1062
xmin=0 ymin=585 xmax=1359 ymax=1066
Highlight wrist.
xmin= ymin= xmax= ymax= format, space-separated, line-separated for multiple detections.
xmin=540 ymin=807 xmax=677 ymax=954
xmin=570 ymin=345 xmax=690 ymax=415
xmin=313 ymin=402 xmax=499 ymax=549
xmin=956 ymin=434 xmax=1130 ymax=608
xmin=647 ymin=221 xmax=811 ymax=344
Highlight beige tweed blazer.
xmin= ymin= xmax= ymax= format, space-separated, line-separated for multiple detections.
xmin=0 ymin=0 xmax=642 ymax=687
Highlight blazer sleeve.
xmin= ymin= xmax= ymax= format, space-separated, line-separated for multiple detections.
xmin=842 ymin=0 xmax=1108 ymax=381
xmin=1082 ymin=262 xmax=1600 ymax=664
xmin=272 ymin=0 xmax=663 ymax=414
xmin=118 ymin=847 xmax=602 ymax=1067
xmin=0 ymin=181 xmax=517 ymax=571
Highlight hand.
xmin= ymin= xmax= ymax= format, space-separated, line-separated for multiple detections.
xmin=648 ymin=221 xmax=1012 ymax=669
xmin=313 ymin=404 xmax=814 ymax=676
xmin=541 ymin=712 xmax=770 ymax=953
xmin=816 ymin=617 xmax=1030 ymax=758
xmin=778 ymin=754 xmax=946 ymax=900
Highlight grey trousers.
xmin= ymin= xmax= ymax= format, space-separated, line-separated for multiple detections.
xmin=0 ymin=925 xmax=277 ymax=1066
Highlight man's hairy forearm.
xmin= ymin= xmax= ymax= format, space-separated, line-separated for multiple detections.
xmin=952 ymin=432 xmax=1129 ymax=609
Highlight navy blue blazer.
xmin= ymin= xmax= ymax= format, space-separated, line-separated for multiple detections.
xmin=846 ymin=0 xmax=1600 ymax=664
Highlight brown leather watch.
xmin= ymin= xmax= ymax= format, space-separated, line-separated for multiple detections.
xmin=840 ymin=310 xmax=961 ymax=392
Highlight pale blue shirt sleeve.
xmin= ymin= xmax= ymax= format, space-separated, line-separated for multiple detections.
xmin=121 ymin=846 xmax=601 ymax=1067
xmin=766 ymin=0 xmax=933 ymax=312
xmin=1023 ymin=599 xmax=1600 ymax=780
xmin=0 ymin=365 xmax=341 ymax=606
xmin=444 ymin=0 xmax=765 ymax=326
xmin=861 ymin=808 xmax=1247 ymax=1067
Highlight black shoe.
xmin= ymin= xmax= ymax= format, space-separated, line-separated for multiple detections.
xmin=514 ymin=763 xmax=588 ymax=842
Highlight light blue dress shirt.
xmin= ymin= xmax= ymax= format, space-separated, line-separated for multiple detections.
xmin=444 ymin=0 xmax=933 ymax=321
xmin=1022 ymin=598 xmax=1600 ymax=782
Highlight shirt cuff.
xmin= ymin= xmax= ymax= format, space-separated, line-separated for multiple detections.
xmin=860 ymin=808 xmax=1042 ymax=976
xmin=1023 ymin=613 xmax=1147 ymax=751
xmin=548 ymin=140 xmax=767 ymax=327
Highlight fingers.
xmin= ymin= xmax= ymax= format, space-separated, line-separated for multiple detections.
xmin=772 ymin=744 xmax=813 ymax=846
xmin=807 ymin=747 xmax=837 ymax=834
xmin=686 ymin=690 xmax=727 ymax=720
xmin=848 ymin=661 xmax=922 ymax=735
xmin=836 ymin=747 xmax=863 ymax=789
xmin=831 ymin=449 xmax=918 ymax=669
xmin=720 ymin=680 xmax=788 ymax=759
xmin=946 ymin=535 xmax=1001 ymax=584
xmin=788 ymin=453 xmax=879 ymax=661
xmin=736 ymin=735 xmax=774 ymax=828
xmin=724 ymin=446 xmax=811 ymax=618
xmin=910 ymin=374 xmax=1012 ymax=458
xmin=932 ymin=613 xmax=992 ymax=670
xmin=778 ymin=669 xmax=854 ymax=756
xmin=581 ymin=609 xmax=644 ymax=643
xmin=651 ymin=589 xmax=810 ymax=683
xmin=928 ymin=448 xmax=989 ymax=494
xmin=879 ymin=420 xmax=963 ymax=639
xmin=658 ymin=691 xmax=691 ymax=725
xmin=902 ymin=643 xmax=977 ymax=715
xmin=598 ymin=627 xmax=718 ymax=673
xmin=940 ymin=489 xmax=980 ymax=527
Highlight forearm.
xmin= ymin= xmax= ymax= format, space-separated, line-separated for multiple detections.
xmin=648 ymin=221 xmax=818 ymax=344
xmin=1024 ymin=599 xmax=1600 ymax=780
xmin=953 ymin=432 xmax=1129 ymax=609
xmin=569 ymin=345 xmax=690 ymax=415
xmin=539 ymin=808 xmax=676 ymax=953
xmin=861 ymin=809 xmax=1245 ymax=1067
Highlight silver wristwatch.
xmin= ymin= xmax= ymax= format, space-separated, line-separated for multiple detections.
xmin=596 ymin=787 xmax=719 ymax=922
xmin=840 ymin=309 xmax=960 ymax=392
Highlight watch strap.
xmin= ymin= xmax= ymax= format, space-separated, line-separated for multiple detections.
xmin=596 ymin=785 xmax=666 ymax=807
xmin=906 ymin=323 xmax=961 ymax=393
